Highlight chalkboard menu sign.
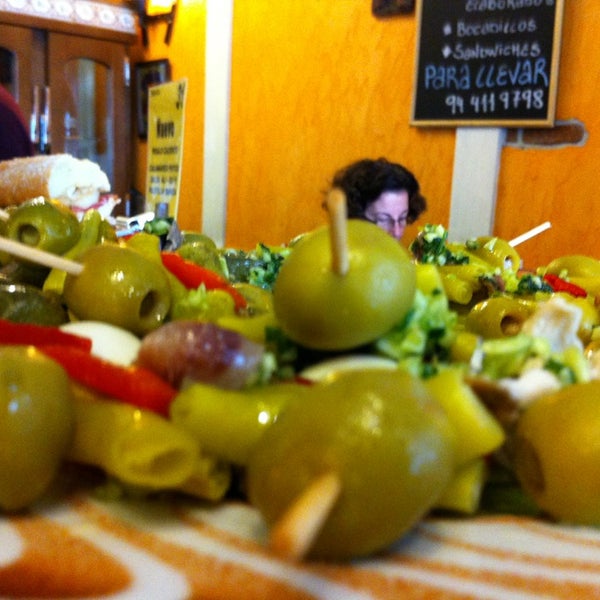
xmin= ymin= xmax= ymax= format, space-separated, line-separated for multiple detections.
xmin=411 ymin=0 xmax=564 ymax=127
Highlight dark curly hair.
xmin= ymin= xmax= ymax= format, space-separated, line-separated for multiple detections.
xmin=331 ymin=158 xmax=427 ymax=224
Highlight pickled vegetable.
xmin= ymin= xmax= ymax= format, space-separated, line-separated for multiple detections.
xmin=136 ymin=320 xmax=265 ymax=389
xmin=5 ymin=197 xmax=80 ymax=256
xmin=465 ymin=296 xmax=536 ymax=338
xmin=273 ymin=221 xmax=416 ymax=350
xmin=513 ymin=381 xmax=600 ymax=525
xmin=554 ymin=292 xmax=600 ymax=345
xmin=59 ymin=320 xmax=141 ymax=366
xmin=0 ymin=259 xmax=51 ymax=288
xmin=170 ymin=381 xmax=308 ymax=465
xmin=43 ymin=209 xmax=103 ymax=296
xmin=125 ymin=231 xmax=188 ymax=306
xmin=424 ymin=368 xmax=505 ymax=467
xmin=466 ymin=236 xmax=521 ymax=271
xmin=0 ymin=345 xmax=74 ymax=511
xmin=0 ymin=282 xmax=67 ymax=325
xmin=67 ymin=383 xmax=199 ymax=490
xmin=247 ymin=369 xmax=456 ymax=560
xmin=178 ymin=233 xmax=226 ymax=277
xmin=63 ymin=243 xmax=171 ymax=336
xmin=434 ymin=457 xmax=488 ymax=514
xmin=544 ymin=255 xmax=600 ymax=278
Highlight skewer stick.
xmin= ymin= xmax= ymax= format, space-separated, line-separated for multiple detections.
xmin=325 ymin=187 xmax=349 ymax=276
xmin=0 ymin=236 xmax=83 ymax=275
xmin=269 ymin=471 xmax=342 ymax=561
xmin=508 ymin=221 xmax=551 ymax=247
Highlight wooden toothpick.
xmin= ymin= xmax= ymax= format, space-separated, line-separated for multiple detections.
xmin=268 ymin=471 xmax=342 ymax=561
xmin=325 ymin=187 xmax=349 ymax=276
xmin=0 ymin=236 xmax=83 ymax=275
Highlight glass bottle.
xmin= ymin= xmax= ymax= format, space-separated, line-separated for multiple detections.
xmin=64 ymin=111 xmax=80 ymax=157
xmin=29 ymin=85 xmax=40 ymax=151
xmin=38 ymin=86 xmax=51 ymax=155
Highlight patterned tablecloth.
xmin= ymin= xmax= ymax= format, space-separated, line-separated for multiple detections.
xmin=2 ymin=490 xmax=600 ymax=600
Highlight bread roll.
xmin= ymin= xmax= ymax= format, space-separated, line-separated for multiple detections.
xmin=0 ymin=154 xmax=111 ymax=208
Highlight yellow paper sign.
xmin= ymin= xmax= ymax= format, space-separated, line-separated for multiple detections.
xmin=145 ymin=78 xmax=188 ymax=218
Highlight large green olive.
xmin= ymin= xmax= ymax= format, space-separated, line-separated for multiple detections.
xmin=63 ymin=243 xmax=171 ymax=336
xmin=5 ymin=197 xmax=81 ymax=256
xmin=0 ymin=346 xmax=74 ymax=511
xmin=247 ymin=369 xmax=456 ymax=560
xmin=513 ymin=381 xmax=600 ymax=525
xmin=273 ymin=220 xmax=416 ymax=350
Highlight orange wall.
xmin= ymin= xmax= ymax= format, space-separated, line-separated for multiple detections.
xmin=134 ymin=1 xmax=600 ymax=268
xmin=495 ymin=4 xmax=600 ymax=268
xmin=226 ymin=2 xmax=456 ymax=249
xmin=130 ymin=0 xmax=206 ymax=231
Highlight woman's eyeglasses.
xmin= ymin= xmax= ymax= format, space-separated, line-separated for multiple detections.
xmin=366 ymin=214 xmax=408 ymax=229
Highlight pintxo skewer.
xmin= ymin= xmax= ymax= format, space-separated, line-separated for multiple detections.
xmin=325 ymin=187 xmax=349 ymax=276
xmin=0 ymin=235 xmax=83 ymax=275
xmin=268 ymin=471 xmax=342 ymax=561
xmin=0 ymin=235 xmax=172 ymax=335
xmin=266 ymin=189 xmax=349 ymax=560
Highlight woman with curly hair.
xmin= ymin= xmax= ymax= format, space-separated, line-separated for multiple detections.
xmin=331 ymin=157 xmax=427 ymax=241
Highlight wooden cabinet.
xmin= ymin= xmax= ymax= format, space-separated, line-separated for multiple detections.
xmin=0 ymin=25 xmax=44 ymax=121
xmin=0 ymin=20 xmax=134 ymax=199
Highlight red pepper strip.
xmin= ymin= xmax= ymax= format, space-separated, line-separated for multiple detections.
xmin=294 ymin=375 xmax=315 ymax=386
xmin=0 ymin=318 xmax=92 ymax=352
xmin=543 ymin=274 xmax=588 ymax=298
xmin=38 ymin=344 xmax=177 ymax=417
xmin=161 ymin=251 xmax=247 ymax=311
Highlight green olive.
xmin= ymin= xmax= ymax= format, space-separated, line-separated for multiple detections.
xmin=0 ymin=345 xmax=74 ymax=511
xmin=0 ymin=261 xmax=50 ymax=288
xmin=5 ymin=197 xmax=81 ymax=256
xmin=513 ymin=381 xmax=600 ymax=525
xmin=63 ymin=243 xmax=172 ymax=336
xmin=0 ymin=283 xmax=67 ymax=325
xmin=273 ymin=221 xmax=416 ymax=350
xmin=465 ymin=296 xmax=536 ymax=338
xmin=178 ymin=233 xmax=226 ymax=277
xmin=247 ymin=369 xmax=456 ymax=560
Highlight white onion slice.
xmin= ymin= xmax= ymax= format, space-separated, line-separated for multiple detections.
xmin=300 ymin=355 xmax=397 ymax=383
xmin=60 ymin=321 xmax=141 ymax=366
